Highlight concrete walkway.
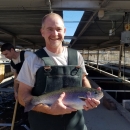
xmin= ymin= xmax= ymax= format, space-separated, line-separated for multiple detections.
xmin=83 ymin=100 xmax=130 ymax=130
xmin=84 ymin=78 xmax=130 ymax=130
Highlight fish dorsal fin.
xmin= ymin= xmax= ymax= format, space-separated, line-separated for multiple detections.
xmin=79 ymin=97 xmax=87 ymax=101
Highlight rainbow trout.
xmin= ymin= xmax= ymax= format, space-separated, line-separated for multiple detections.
xmin=24 ymin=87 xmax=103 ymax=112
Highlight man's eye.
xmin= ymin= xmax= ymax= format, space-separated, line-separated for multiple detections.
xmin=57 ymin=29 xmax=62 ymax=31
xmin=48 ymin=29 xmax=53 ymax=31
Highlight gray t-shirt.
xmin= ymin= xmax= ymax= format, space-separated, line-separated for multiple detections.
xmin=17 ymin=47 xmax=88 ymax=87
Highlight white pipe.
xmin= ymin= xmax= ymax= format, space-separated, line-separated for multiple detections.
xmin=122 ymin=100 xmax=130 ymax=108
xmin=86 ymin=64 xmax=130 ymax=84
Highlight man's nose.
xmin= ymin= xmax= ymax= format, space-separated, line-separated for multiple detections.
xmin=52 ymin=30 xmax=58 ymax=35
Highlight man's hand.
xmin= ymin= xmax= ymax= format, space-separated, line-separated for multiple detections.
xmin=83 ymin=87 xmax=101 ymax=111
xmin=48 ymin=92 xmax=77 ymax=115
xmin=14 ymin=79 xmax=19 ymax=100
xmin=14 ymin=91 xmax=18 ymax=100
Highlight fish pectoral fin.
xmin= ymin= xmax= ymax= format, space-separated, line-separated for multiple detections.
xmin=78 ymin=97 xmax=87 ymax=101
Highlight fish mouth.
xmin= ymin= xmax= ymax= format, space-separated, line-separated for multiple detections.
xmin=97 ymin=93 xmax=104 ymax=100
xmin=94 ymin=90 xmax=104 ymax=99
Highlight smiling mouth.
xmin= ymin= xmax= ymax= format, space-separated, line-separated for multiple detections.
xmin=50 ymin=38 xmax=59 ymax=40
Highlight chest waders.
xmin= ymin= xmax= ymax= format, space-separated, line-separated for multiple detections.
xmin=29 ymin=48 xmax=87 ymax=130
xmin=10 ymin=51 xmax=25 ymax=74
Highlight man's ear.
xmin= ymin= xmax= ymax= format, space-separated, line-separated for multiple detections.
xmin=64 ymin=28 xmax=66 ymax=34
xmin=40 ymin=28 xmax=44 ymax=37
xmin=10 ymin=48 xmax=14 ymax=52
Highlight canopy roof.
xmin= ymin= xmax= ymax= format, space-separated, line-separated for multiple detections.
xmin=0 ymin=0 xmax=130 ymax=50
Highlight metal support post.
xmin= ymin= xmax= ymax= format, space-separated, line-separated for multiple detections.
xmin=87 ymin=49 xmax=90 ymax=65
xmin=13 ymin=37 xmax=16 ymax=47
xmin=97 ymin=49 xmax=99 ymax=69
xmin=118 ymin=45 xmax=122 ymax=77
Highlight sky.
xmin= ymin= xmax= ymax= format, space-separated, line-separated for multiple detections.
xmin=63 ymin=11 xmax=84 ymax=42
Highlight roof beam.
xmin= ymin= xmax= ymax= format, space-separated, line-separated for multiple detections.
xmin=0 ymin=34 xmax=120 ymax=41
xmin=52 ymin=0 xmax=130 ymax=11
xmin=0 ymin=28 xmax=15 ymax=36
xmin=0 ymin=28 xmax=34 ymax=45
xmin=69 ymin=0 xmax=111 ymax=48
xmin=52 ymin=0 xmax=99 ymax=10
xmin=16 ymin=38 xmax=35 ymax=45
xmin=0 ymin=34 xmax=121 ymax=41
xmin=0 ymin=0 xmax=130 ymax=11
xmin=100 ymin=0 xmax=110 ymax=8
xmin=91 ymin=45 xmax=121 ymax=51
xmin=99 ymin=39 xmax=120 ymax=46
xmin=89 ymin=39 xmax=120 ymax=50
xmin=65 ymin=36 xmax=120 ymax=40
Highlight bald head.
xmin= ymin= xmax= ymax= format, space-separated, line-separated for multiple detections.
xmin=41 ymin=13 xmax=64 ymax=28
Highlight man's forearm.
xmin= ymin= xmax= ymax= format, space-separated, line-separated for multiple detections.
xmin=82 ymin=75 xmax=91 ymax=88
xmin=13 ymin=72 xmax=19 ymax=93
xmin=14 ymin=79 xmax=19 ymax=93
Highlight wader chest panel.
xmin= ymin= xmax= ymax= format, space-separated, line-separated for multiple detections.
xmin=32 ymin=48 xmax=82 ymax=95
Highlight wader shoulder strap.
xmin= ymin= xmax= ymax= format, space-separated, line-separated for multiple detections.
xmin=20 ymin=51 xmax=25 ymax=62
xmin=35 ymin=49 xmax=55 ymax=65
xmin=68 ymin=48 xmax=78 ymax=65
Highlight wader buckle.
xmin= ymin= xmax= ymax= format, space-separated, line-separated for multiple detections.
xmin=44 ymin=66 xmax=52 ymax=72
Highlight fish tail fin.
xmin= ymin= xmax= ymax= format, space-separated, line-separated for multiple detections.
xmin=24 ymin=99 xmax=34 ymax=112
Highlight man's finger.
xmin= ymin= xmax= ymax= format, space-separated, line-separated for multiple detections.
xmin=97 ymin=87 xmax=101 ymax=91
xmin=58 ymin=92 xmax=65 ymax=101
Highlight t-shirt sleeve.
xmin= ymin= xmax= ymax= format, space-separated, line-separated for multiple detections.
xmin=17 ymin=55 xmax=37 ymax=87
xmin=24 ymin=51 xmax=34 ymax=58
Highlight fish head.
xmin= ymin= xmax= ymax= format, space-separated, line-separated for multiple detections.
xmin=86 ymin=89 xmax=103 ymax=100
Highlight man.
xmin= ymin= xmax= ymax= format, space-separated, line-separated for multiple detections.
xmin=17 ymin=13 xmax=100 ymax=130
xmin=1 ymin=43 xmax=33 ymax=100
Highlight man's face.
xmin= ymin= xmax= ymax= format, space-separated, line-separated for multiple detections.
xmin=1 ymin=49 xmax=13 ymax=60
xmin=41 ymin=15 xmax=66 ymax=49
